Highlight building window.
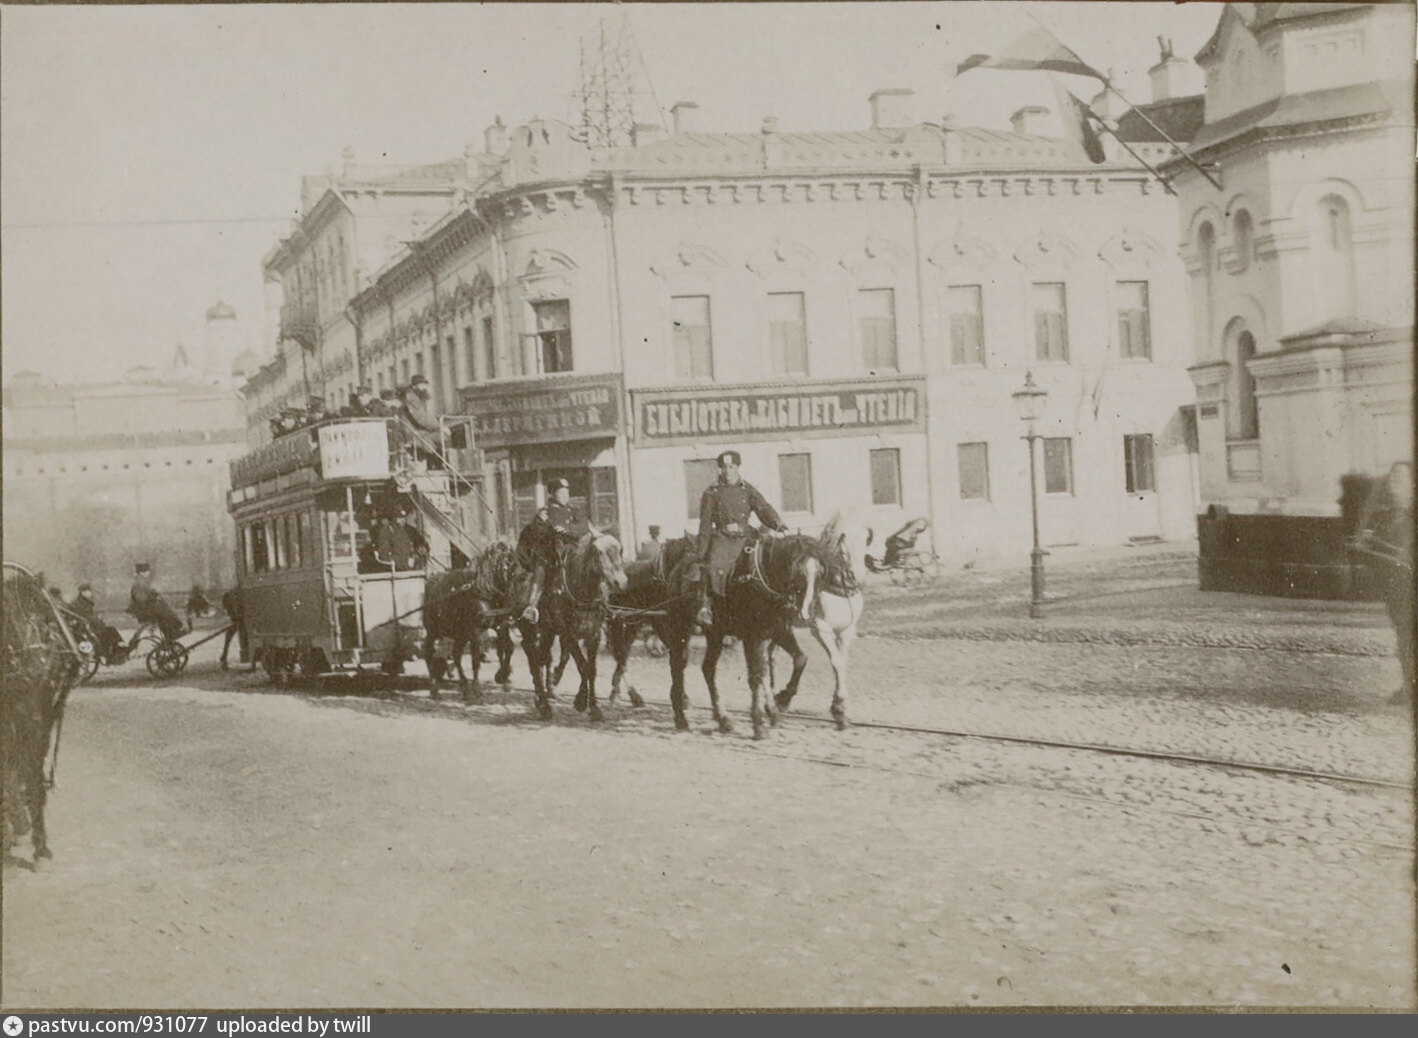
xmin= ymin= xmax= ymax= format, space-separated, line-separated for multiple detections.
xmin=532 ymin=299 xmax=573 ymax=373
xmin=1124 ymin=434 xmax=1155 ymax=493
xmin=1043 ymin=437 xmax=1074 ymax=495
xmin=869 ymin=448 xmax=902 ymax=506
xmin=482 ymin=315 xmax=497 ymax=379
xmin=957 ymin=442 xmax=990 ymax=500
xmin=1223 ymin=318 xmax=1260 ymax=440
xmin=671 ymin=295 xmax=713 ymax=380
xmin=463 ymin=326 xmax=476 ymax=383
xmin=1232 ymin=209 xmax=1254 ymax=272
xmin=1117 ymin=281 xmax=1151 ymax=360
xmin=778 ymin=453 xmax=813 ymax=513
xmin=947 ymin=285 xmax=985 ymax=366
xmin=1313 ymin=195 xmax=1356 ymax=319
xmin=400 ymin=359 xmax=410 ymax=384
xmin=1032 ymin=282 xmax=1069 ymax=363
xmin=684 ymin=458 xmax=720 ymax=520
xmin=859 ymin=288 xmax=898 ymax=372
xmin=768 ymin=292 xmax=809 ymax=376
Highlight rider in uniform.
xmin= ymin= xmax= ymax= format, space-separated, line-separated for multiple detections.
xmin=695 ymin=450 xmax=786 ymax=627
xmin=516 ymin=477 xmax=587 ymax=622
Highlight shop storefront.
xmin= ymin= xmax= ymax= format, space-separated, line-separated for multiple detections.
xmin=461 ymin=372 xmax=625 ymax=539
xmin=627 ymin=375 xmax=929 ymax=540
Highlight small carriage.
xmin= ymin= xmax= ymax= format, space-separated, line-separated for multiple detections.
xmin=64 ymin=612 xmax=204 ymax=683
xmin=865 ymin=517 xmax=939 ymax=585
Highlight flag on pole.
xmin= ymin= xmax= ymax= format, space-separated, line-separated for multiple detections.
xmin=1050 ymin=76 xmax=1107 ymax=164
xmin=956 ymin=26 xmax=1106 ymax=81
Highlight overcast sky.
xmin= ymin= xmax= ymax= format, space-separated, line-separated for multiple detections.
xmin=1 ymin=1 xmax=1222 ymax=383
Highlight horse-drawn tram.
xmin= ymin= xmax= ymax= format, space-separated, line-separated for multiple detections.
xmin=226 ymin=415 xmax=492 ymax=681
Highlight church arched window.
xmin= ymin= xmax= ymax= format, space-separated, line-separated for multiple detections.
xmin=1312 ymin=194 xmax=1356 ymax=319
xmin=1223 ymin=317 xmax=1260 ymax=441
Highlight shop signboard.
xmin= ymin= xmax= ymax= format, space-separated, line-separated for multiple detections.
xmin=460 ymin=374 xmax=622 ymax=449
xmin=632 ymin=376 xmax=926 ymax=446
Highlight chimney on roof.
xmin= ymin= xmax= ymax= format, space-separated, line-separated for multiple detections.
xmin=1010 ymin=106 xmax=1051 ymax=136
xmin=341 ymin=146 xmax=356 ymax=177
xmin=671 ymin=101 xmax=700 ymax=134
xmin=632 ymin=122 xmax=663 ymax=146
xmin=484 ymin=116 xmax=507 ymax=156
xmin=1148 ymin=38 xmax=1199 ymax=103
xmin=869 ymin=88 xmax=914 ymax=129
xmin=761 ymin=115 xmax=780 ymax=134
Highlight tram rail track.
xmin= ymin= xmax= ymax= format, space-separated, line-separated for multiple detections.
xmin=338 ymin=680 xmax=1412 ymax=793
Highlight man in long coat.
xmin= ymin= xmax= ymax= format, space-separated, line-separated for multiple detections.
xmin=695 ymin=450 xmax=786 ymax=627
xmin=127 ymin=563 xmax=186 ymax=641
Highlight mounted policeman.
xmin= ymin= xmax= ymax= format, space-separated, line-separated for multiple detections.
xmin=516 ymin=477 xmax=590 ymax=622
xmin=695 ymin=450 xmax=787 ymax=628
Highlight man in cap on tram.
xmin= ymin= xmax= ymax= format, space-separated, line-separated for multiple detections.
xmin=399 ymin=374 xmax=442 ymax=469
xmin=694 ymin=449 xmax=786 ymax=628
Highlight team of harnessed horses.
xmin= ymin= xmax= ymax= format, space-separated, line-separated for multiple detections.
xmin=421 ymin=514 xmax=869 ymax=741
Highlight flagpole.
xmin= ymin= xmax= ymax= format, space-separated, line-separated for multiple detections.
xmin=1023 ymin=9 xmax=1224 ymax=191
xmin=1092 ymin=118 xmax=1178 ymax=196
xmin=1099 ymin=80 xmax=1224 ymax=191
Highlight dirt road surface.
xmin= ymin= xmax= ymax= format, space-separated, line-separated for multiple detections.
xmin=3 ymin=627 xmax=1414 ymax=1010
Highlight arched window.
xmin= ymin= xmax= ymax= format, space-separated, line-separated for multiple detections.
xmin=1195 ymin=221 xmax=1216 ymax=348
xmin=1223 ymin=318 xmax=1260 ymax=441
xmin=1313 ymin=194 xmax=1356 ymax=318
xmin=1231 ymin=209 xmax=1254 ymax=272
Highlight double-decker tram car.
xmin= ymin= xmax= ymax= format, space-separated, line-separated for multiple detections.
xmin=227 ymin=414 xmax=491 ymax=681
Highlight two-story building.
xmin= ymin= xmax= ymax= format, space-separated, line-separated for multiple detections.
xmin=1167 ymin=1 xmax=1414 ymax=596
xmin=339 ymin=87 xmax=1202 ymax=564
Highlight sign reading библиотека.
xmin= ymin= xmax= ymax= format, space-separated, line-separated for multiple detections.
xmin=632 ymin=377 xmax=925 ymax=446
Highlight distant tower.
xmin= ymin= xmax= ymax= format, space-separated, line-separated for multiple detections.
xmin=573 ymin=13 xmax=664 ymax=148
xmin=204 ymin=300 xmax=238 ymax=384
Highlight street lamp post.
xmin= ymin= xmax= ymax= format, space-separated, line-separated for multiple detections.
xmin=1012 ymin=372 xmax=1049 ymax=619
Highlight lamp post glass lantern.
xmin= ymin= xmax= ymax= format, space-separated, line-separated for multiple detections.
xmin=1012 ymin=372 xmax=1049 ymax=618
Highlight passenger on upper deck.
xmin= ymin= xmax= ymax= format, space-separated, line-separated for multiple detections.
xmin=341 ymin=385 xmax=376 ymax=418
xmin=302 ymin=396 xmax=329 ymax=428
xmin=367 ymin=389 xmax=398 ymax=418
xmin=399 ymin=375 xmax=442 ymax=469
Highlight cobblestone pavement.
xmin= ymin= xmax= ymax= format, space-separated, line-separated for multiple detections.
xmin=7 ymin=543 xmax=1412 ymax=1008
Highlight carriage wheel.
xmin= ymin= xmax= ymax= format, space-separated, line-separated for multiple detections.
xmin=146 ymin=642 xmax=189 ymax=679
xmin=75 ymin=640 xmax=100 ymax=684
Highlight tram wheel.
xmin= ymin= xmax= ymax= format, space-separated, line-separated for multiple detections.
xmin=301 ymin=648 xmax=330 ymax=678
xmin=146 ymin=642 xmax=189 ymax=678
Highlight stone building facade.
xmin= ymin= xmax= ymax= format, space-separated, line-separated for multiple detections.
xmin=323 ymin=90 xmax=1203 ymax=565
xmin=1167 ymin=2 xmax=1414 ymax=595
xmin=3 ymin=367 xmax=248 ymax=608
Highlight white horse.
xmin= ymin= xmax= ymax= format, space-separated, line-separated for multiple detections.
xmin=772 ymin=511 xmax=869 ymax=729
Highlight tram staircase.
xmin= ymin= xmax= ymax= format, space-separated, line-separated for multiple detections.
xmin=394 ymin=417 xmax=497 ymax=567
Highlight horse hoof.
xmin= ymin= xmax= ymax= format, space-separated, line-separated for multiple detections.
xmin=674 ymin=716 xmax=690 ymax=732
xmin=537 ymin=703 xmax=554 ymax=722
xmin=494 ymin=669 xmax=511 ymax=685
xmin=752 ymin=724 xmax=766 ymax=741
xmin=628 ymin=689 xmax=645 ymax=708
xmin=773 ymin=691 xmax=793 ymax=712
xmin=832 ymin=711 xmax=848 ymax=731
xmin=717 ymin=716 xmax=734 ymax=734
xmin=34 ymin=847 xmax=52 ymax=861
xmin=429 ymin=688 xmax=442 ymax=701
xmin=573 ymin=692 xmax=588 ymax=712
xmin=589 ymin=706 xmax=604 ymax=724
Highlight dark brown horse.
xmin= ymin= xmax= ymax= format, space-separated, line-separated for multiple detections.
xmin=701 ymin=533 xmax=822 ymax=739
xmin=3 ymin=563 xmax=83 ymax=863
xmin=602 ymin=536 xmax=702 ymax=729
xmin=422 ymin=544 xmax=538 ymax=702
xmin=532 ymin=530 xmax=628 ymax=723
